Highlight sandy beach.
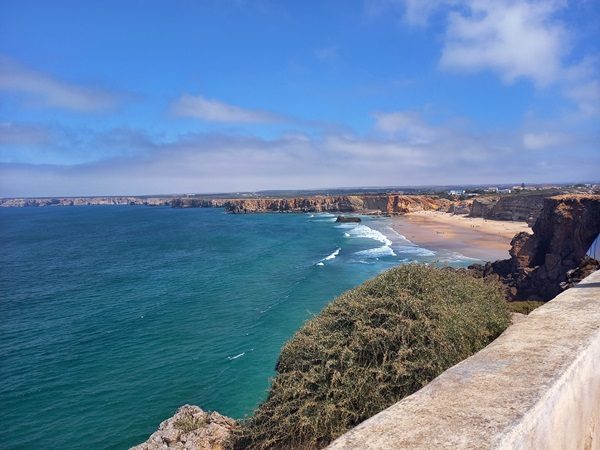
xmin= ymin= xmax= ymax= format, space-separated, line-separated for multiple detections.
xmin=392 ymin=211 xmax=532 ymax=262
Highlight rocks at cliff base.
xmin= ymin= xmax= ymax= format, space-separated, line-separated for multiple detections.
xmin=131 ymin=405 xmax=237 ymax=450
xmin=560 ymin=256 xmax=600 ymax=290
xmin=469 ymin=195 xmax=600 ymax=301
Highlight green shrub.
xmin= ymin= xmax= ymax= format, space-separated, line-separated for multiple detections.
xmin=237 ymin=264 xmax=509 ymax=449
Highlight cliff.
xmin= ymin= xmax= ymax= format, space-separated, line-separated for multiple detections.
xmin=471 ymin=195 xmax=600 ymax=300
xmin=218 ymin=195 xmax=450 ymax=215
xmin=469 ymin=193 xmax=551 ymax=225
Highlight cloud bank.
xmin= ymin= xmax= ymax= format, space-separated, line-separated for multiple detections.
xmin=2 ymin=113 xmax=597 ymax=197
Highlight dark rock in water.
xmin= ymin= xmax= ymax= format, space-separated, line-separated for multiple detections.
xmin=336 ymin=216 xmax=361 ymax=223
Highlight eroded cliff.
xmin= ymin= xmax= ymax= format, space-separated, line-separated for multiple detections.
xmin=471 ymin=195 xmax=600 ymax=300
xmin=217 ymin=195 xmax=450 ymax=215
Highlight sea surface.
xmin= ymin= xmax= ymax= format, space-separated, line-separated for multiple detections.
xmin=0 ymin=206 xmax=477 ymax=449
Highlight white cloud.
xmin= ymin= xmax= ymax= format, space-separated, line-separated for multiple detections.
xmin=372 ymin=111 xmax=439 ymax=144
xmin=522 ymin=131 xmax=565 ymax=150
xmin=440 ymin=1 xmax=567 ymax=87
xmin=369 ymin=0 xmax=599 ymax=115
xmin=171 ymin=94 xmax=283 ymax=123
xmin=0 ymin=56 xmax=122 ymax=112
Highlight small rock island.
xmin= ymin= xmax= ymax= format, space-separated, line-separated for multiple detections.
xmin=335 ymin=216 xmax=361 ymax=223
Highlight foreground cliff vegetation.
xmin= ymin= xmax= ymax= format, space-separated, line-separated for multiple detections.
xmin=237 ymin=264 xmax=510 ymax=449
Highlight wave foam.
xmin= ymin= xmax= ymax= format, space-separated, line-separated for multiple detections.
xmin=227 ymin=352 xmax=245 ymax=360
xmin=394 ymin=245 xmax=435 ymax=256
xmin=324 ymin=248 xmax=341 ymax=260
xmin=355 ymin=245 xmax=397 ymax=258
xmin=342 ymin=224 xmax=392 ymax=246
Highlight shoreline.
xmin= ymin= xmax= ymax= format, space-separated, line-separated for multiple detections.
xmin=391 ymin=211 xmax=531 ymax=262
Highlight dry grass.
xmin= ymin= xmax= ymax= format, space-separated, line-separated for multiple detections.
xmin=174 ymin=415 xmax=208 ymax=433
xmin=506 ymin=300 xmax=545 ymax=315
xmin=237 ymin=264 xmax=509 ymax=449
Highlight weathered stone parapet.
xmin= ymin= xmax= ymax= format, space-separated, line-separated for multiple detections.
xmin=327 ymin=270 xmax=600 ymax=450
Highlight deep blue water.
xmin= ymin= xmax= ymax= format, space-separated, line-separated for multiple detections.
xmin=0 ymin=206 xmax=475 ymax=449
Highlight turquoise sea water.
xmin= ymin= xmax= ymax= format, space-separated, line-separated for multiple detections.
xmin=0 ymin=206 xmax=476 ymax=449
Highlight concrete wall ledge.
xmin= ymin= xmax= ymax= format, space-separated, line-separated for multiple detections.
xmin=328 ymin=270 xmax=600 ymax=450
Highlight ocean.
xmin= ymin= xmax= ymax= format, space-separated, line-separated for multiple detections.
xmin=0 ymin=206 xmax=477 ymax=449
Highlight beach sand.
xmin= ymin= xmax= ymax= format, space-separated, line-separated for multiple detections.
xmin=392 ymin=211 xmax=532 ymax=262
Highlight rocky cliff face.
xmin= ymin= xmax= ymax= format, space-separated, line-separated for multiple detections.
xmin=469 ymin=197 xmax=498 ymax=218
xmin=131 ymin=405 xmax=237 ymax=450
xmin=220 ymin=195 xmax=450 ymax=215
xmin=469 ymin=194 xmax=550 ymax=225
xmin=170 ymin=198 xmax=229 ymax=208
xmin=471 ymin=195 xmax=600 ymax=300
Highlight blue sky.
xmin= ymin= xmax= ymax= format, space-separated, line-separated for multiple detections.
xmin=0 ymin=0 xmax=599 ymax=196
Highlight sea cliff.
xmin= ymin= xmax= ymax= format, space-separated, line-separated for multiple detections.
xmin=470 ymin=194 xmax=600 ymax=300
xmin=216 ymin=195 xmax=451 ymax=215
xmin=468 ymin=193 xmax=557 ymax=225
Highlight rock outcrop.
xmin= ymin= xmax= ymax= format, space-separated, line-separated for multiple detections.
xmin=131 ymin=405 xmax=237 ymax=450
xmin=336 ymin=216 xmax=361 ymax=223
xmin=469 ymin=197 xmax=498 ymax=218
xmin=220 ymin=195 xmax=450 ymax=215
xmin=470 ymin=195 xmax=600 ymax=300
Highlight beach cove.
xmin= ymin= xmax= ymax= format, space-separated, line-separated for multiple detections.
xmin=391 ymin=211 xmax=531 ymax=262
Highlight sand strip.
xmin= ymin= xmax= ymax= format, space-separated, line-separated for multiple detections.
xmin=392 ymin=211 xmax=531 ymax=262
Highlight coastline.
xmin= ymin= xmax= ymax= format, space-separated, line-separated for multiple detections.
xmin=391 ymin=211 xmax=531 ymax=262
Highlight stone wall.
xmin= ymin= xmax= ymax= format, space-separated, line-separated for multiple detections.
xmin=327 ymin=269 xmax=600 ymax=450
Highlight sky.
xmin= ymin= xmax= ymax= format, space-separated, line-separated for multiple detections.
xmin=0 ymin=0 xmax=599 ymax=197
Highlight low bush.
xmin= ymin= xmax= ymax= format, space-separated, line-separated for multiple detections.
xmin=238 ymin=264 xmax=509 ymax=449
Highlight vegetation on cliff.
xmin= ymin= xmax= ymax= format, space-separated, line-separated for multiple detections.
xmin=237 ymin=264 xmax=509 ymax=449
